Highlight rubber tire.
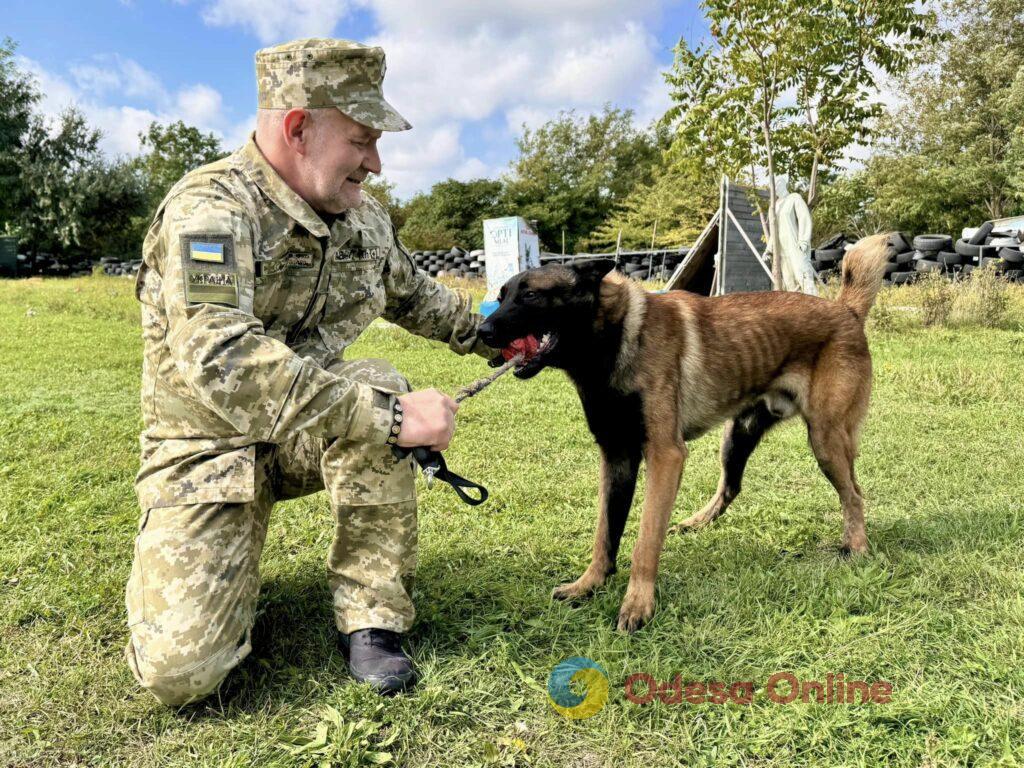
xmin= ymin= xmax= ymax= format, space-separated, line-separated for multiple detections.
xmin=915 ymin=259 xmax=942 ymax=273
xmin=913 ymin=234 xmax=952 ymax=252
xmin=936 ymin=251 xmax=962 ymax=267
xmin=884 ymin=261 xmax=899 ymax=275
xmin=891 ymin=232 xmax=913 ymax=253
xmin=968 ymin=222 xmax=994 ymax=245
xmin=1004 ymin=269 xmax=1023 ymax=281
xmin=896 ymin=249 xmax=914 ymax=265
xmin=954 ymin=239 xmax=999 ymax=259
xmin=815 ymin=248 xmax=844 ymax=261
xmin=999 ymin=247 xmax=1024 ymax=265
xmin=819 ymin=234 xmax=847 ymax=251
xmin=891 ymin=270 xmax=917 ymax=285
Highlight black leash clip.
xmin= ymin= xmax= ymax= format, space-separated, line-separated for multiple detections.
xmin=391 ymin=446 xmax=489 ymax=506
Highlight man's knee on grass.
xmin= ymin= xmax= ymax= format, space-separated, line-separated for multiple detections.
xmin=125 ymin=628 xmax=250 ymax=707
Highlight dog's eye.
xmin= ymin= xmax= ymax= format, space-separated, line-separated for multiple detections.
xmin=521 ymin=289 xmax=538 ymax=301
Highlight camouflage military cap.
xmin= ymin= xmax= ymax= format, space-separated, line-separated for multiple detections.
xmin=255 ymin=38 xmax=411 ymax=132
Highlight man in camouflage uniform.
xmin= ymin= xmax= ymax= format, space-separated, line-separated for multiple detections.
xmin=125 ymin=38 xmax=501 ymax=706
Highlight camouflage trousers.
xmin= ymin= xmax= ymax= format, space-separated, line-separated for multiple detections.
xmin=124 ymin=359 xmax=417 ymax=707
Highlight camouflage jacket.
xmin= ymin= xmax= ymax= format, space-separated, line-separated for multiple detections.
xmin=134 ymin=133 xmax=492 ymax=510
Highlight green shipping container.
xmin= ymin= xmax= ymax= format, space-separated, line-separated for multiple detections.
xmin=0 ymin=236 xmax=17 ymax=276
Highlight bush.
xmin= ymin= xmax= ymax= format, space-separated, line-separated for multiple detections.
xmin=916 ymin=272 xmax=955 ymax=327
xmin=952 ymin=265 xmax=1009 ymax=327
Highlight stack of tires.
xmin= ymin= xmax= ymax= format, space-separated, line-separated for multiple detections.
xmin=811 ymin=234 xmax=854 ymax=279
xmin=407 ymin=246 xmax=692 ymax=282
xmin=879 ymin=232 xmax=917 ymax=285
xmin=910 ymin=223 xmax=1024 ymax=282
xmin=954 ymin=223 xmax=1023 ymax=282
xmin=615 ymin=249 xmax=690 ymax=281
xmin=815 ymin=225 xmax=1024 ymax=285
xmin=101 ymin=258 xmax=142 ymax=277
xmin=410 ymin=247 xmax=485 ymax=278
xmin=12 ymin=252 xmax=92 ymax=277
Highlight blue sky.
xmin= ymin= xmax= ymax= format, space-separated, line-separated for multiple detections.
xmin=7 ymin=0 xmax=708 ymax=199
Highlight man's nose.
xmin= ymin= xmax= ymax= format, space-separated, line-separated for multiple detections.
xmin=363 ymin=144 xmax=382 ymax=175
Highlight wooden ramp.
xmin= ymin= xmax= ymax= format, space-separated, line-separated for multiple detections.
xmin=666 ymin=177 xmax=772 ymax=294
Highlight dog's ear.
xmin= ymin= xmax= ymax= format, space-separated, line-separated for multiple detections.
xmin=573 ymin=258 xmax=617 ymax=289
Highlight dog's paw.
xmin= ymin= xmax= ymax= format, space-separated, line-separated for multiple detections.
xmin=552 ymin=577 xmax=599 ymax=602
xmin=668 ymin=516 xmax=707 ymax=535
xmin=839 ymin=537 xmax=869 ymax=557
xmin=616 ymin=591 xmax=654 ymax=633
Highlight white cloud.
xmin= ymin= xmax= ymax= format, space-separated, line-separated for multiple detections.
xmin=24 ymin=0 xmax=679 ymax=197
xmin=356 ymin=4 xmax=670 ymax=195
xmin=71 ymin=55 xmax=165 ymax=101
xmin=18 ymin=56 xmax=251 ymax=158
xmin=196 ymin=0 xmax=358 ymax=44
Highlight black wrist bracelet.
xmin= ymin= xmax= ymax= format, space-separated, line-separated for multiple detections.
xmin=386 ymin=398 xmax=403 ymax=445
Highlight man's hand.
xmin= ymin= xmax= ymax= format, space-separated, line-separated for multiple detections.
xmin=396 ymin=389 xmax=459 ymax=451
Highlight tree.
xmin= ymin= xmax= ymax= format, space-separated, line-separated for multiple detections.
xmin=816 ymin=0 xmax=1024 ymax=239
xmin=399 ymin=178 xmax=503 ymax=250
xmin=587 ymin=150 xmax=719 ymax=251
xmin=134 ymin=120 xmax=225 ymax=214
xmin=502 ymin=106 xmax=660 ymax=253
xmin=664 ymin=0 xmax=931 ymax=288
xmin=0 ymin=38 xmax=40 ymax=229
xmin=362 ymin=176 xmax=407 ymax=231
xmin=13 ymin=108 xmax=147 ymax=260
xmin=14 ymin=108 xmax=103 ymax=256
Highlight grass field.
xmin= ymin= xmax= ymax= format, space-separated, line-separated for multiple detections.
xmin=2 ymin=273 xmax=1024 ymax=767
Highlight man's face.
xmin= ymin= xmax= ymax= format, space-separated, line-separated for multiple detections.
xmin=301 ymin=109 xmax=383 ymax=214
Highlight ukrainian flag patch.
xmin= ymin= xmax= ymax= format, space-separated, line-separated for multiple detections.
xmin=189 ymin=241 xmax=225 ymax=263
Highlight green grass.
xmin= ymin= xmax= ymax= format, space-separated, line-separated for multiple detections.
xmin=1 ymin=274 xmax=1023 ymax=767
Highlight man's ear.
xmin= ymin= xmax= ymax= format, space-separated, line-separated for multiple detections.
xmin=282 ymin=108 xmax=311 ymax=155
xmin=573 ymin=258 xmax=617 ymax=288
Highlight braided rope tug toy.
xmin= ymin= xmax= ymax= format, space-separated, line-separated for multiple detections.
xmin=392 ymin=335 xmax=550 ymax=506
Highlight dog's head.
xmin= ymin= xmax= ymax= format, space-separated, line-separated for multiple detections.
xmin=478 ymin=258 xmax=617 ymax=378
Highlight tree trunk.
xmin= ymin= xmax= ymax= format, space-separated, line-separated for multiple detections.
xmin=807 ymin=150 xmax=821 ymax=210
xmin=763 ymin=125 xmax=783 ymax=291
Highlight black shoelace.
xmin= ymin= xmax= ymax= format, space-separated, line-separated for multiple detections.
xmin=367 ymin=630 xmax=402 ymax=652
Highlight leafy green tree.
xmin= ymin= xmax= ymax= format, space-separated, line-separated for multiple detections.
xmin=399 ymin=178 xmax=503 ymax=250
xmin=0 ymin=38 xmax=40 ymax=229
xmin=588 ymin=150 xmax=719 ymax=251
xmin=817 ymin=0 xmax=1024 ymax=238
xmin=501 ymin=105 xmax=659 ymax=253
xmin=77 ymin=159 xmax=149 ymax=259
xmin=362 ymin=175 xmax=407 ymax=231
xmin=134 ymin=120 xmax=225 ymax=214
xmin=13 ymin=108 xmax=147 ymax=260
xmin=14 ymin=108 xmax=103 ymax=256
xmin=664 ymin=0 xmax=931 ymax=287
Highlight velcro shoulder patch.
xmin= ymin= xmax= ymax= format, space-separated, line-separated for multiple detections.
xmin=181 ymin=233 xmax=239 ymax=307
xmin=190 ymin=241 xmax=225 ymax=263
xmin=182 ymin=234 xmax=234 ymax=267
xmin=186 ymin=270 xmax=239 ymax=307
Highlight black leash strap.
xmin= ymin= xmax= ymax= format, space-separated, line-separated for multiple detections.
xmin=392 ymin=446 xmax=489 ymax=506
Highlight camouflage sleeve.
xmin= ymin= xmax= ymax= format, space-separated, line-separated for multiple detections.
xmin=381 ymin=225 xmax=497 ymax=360
xmin=154 ymin=188 xmax=394 ymax=445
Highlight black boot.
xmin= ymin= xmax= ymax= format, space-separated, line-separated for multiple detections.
xmin=338 ymin=629 xmax=416 ymax=695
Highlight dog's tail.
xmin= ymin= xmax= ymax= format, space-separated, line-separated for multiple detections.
xmin=836 ymin=233 xmax=892 ymax=323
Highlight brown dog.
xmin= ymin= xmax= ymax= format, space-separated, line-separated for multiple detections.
xmin=478 ymin=234 xmax=891 ymax=632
